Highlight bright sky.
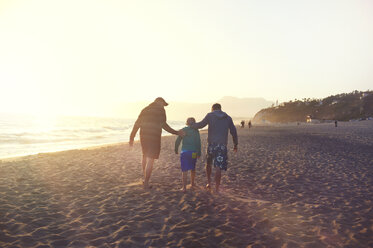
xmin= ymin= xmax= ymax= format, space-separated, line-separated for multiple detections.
xmin=1 ymin=0 xmax=372 ymax=117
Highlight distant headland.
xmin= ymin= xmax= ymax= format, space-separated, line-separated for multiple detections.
xmin=253 ymin=90 xmax=373 ymax=123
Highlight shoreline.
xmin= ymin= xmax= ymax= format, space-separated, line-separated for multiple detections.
xmin=1 ymin=129 xmax=209 ymax=162
xmin=0 ymin=114 xmax=187 ymax=162
xmin=2 ymin=120 xmax=370 ymax=162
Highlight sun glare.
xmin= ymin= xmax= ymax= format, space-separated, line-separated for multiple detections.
xmin=0 ymin=0 xmax=372 ymax=117
xmin=29 ymin=114 xmax=58 ymax=131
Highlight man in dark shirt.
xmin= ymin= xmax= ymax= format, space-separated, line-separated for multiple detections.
xmin=130 ymin=97 xmax=184 ymax=189
xmin=191 ymin=103 xmax=238 ymax=193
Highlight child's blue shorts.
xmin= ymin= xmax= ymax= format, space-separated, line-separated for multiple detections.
xmin=180 ymin=150 xmax=197 ymax=172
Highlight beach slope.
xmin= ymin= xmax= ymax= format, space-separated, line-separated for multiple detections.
xmin=1 ymin=122 xmax=372 ymax=247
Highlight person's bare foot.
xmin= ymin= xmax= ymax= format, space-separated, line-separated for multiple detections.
xmin=180 ymin=187 xmax=186 ymax=193
xmin=205 ymin=184 xmax=211 ymax=191
xmin=143 ymin=183 xmax=153 ymax=190
xmin=191 ymin=184 xmax=197 ymax=190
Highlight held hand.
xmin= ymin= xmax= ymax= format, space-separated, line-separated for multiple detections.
xmin=178 ymin=129 xmax=186 ymax=137
xmin=175 ymin=151 xmax=178 ymax=155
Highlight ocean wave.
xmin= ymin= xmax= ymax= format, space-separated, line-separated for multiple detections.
xmin=8 ymin=137 xmax=83 ymax=145
xmin=0 ymin=114 xmax=184 ymax=158
xmin=103 ymin=126 xmax=129 ymax=131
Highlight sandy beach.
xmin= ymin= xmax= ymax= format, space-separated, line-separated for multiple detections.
xmin=1 ymin=121 xmax=372 ymax=247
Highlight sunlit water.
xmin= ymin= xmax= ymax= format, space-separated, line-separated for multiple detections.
xmin=0 ymin=113 xmax=184 ymax=159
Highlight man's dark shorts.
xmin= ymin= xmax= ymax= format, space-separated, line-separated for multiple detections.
xmin=140 ymin=137 xmax=161 ymax=159
xmin=206 ymin=143 xmax=228 ymax=171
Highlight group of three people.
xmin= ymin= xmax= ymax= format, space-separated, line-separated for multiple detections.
xmin=129 ymin=97 xmax=238 ymax=193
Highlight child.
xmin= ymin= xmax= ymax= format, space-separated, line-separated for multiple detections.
xmin=175 ymin=117 xmax=201 ymax=192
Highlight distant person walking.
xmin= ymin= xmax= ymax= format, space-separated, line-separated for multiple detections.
xmin=191 ymin=103 xmax=238 ymax=193
xmin=130 ymin=97 xmax=184 ymax=189
xmin=248 ymin=120 xmax=252 ymax=129
xmin=335 ymin=120 xmax=338 ymax=127
xmin=240 ymin=120 xmax=245 ymax=128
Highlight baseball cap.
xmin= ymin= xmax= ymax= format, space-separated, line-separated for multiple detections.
xmin=155 ymin=97 xmax=168 ymax=106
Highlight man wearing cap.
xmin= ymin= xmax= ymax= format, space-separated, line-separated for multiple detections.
xmin=130 ymin=97 xmax=184 ymax=189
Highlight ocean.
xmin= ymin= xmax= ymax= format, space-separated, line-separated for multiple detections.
xmin=0 ymin=113 xmax=184 ymax=159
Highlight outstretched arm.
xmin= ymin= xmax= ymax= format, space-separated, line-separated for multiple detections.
xmin=163 ymin=122 xmax=179 ymax=135
xmin=191 ymin=115 xmax=209 ymax=129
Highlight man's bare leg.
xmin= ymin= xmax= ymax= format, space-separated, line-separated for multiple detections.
xmin=206 ymin=163 xmax=212 ymax=189
xmin=181 ymin=172 xmax=187 ymax=193
xmin=215 ymin=167 xmax=221 ymax=193
xmin=141 ymin=155 xmax=147 ymax=182
xmin=191 ymin=170 xmax=196 ymax=188
xmin=144 ymin=158 xmax=155 ymax=189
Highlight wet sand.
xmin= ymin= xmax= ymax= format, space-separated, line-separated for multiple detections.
xmin=0 ymin=121 xmax=372 ymax=247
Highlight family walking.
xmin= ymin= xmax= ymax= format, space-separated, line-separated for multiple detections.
xmin=129 ymin=97 xmax=238 ymax=193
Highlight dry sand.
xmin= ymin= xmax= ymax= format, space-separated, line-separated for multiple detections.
xmin=1 ymin=121 xmax=372 ymax=247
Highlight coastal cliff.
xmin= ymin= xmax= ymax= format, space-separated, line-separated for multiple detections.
xmin=253 ymin=90 xmax=373 ymax=123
